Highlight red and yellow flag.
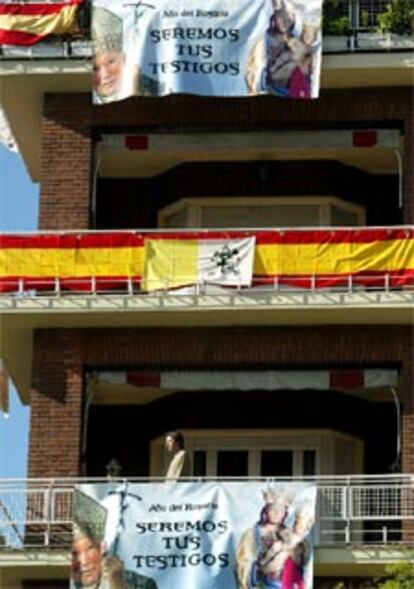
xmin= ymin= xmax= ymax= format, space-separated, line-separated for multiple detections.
xmin=0 ymin=0 xmax=83 ymax=46
xmin=0 ymin=229 xmax=413 ymax=293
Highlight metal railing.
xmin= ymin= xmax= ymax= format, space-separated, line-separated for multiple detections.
xmin=1 ymin=274 xmax=413 ymax=298
xmin=0 ymin=0 xmax=412 ymax=59
xmin=0 ymin=475 xmax=413 ymax=549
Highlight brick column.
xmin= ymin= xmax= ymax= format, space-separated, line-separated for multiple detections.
xmin=39 ymin=95 xmax=93 ymax=230
xmin=400 ymin=373 xmax=414 ymax=476
xmin=399 ymin=330 xmax=414 ymax=543
xmin=29 ymin=330 xmax=83 ymax=477
xmin=403 ymin=106 xmax=414 ymax=224
xmin=400 ymin=327 xmax=414 ymax=475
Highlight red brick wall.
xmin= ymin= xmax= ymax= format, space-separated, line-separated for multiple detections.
xmin=400 ymin=359 xmax=414 ymax=478
xmin=38 ymin=87 xmax=414 ymax=229
xmin=39 ymin=97 xmax=93 ymax=230
xmin=29 ymin=325 xmax=414 ymax=478
xmin=403 ymin=105 xmax=414 ymax=224
xmin=29 ymin=331 xmax=83 ymax=477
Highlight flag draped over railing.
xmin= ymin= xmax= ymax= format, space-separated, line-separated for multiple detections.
xmin=91 ymin=0 xmax=323 ymax=103
xmin=71 ymin=482 xmax=317 ymax=589
xmin=0 ymin=228 xmax=414 ymax=294
xmin=0 ymin=0 xmax=84 ymax=46
xmin=143 ymin=236 xmax=256 ymax=291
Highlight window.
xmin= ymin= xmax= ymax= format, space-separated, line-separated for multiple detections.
xmin=261 ymin=451 xmax=293 ymax=477
xmin=151 ymin=430 xmax=363 ymax=477
xmin=193 ymin=451 xmax=207 ymax=477
xmin=158 ymin=197 xmax=365 ymax=229
xmin=358 ymin=0 xmax=389 ymax=28
xmin=217 ymin=451 xmax=249 ymax=477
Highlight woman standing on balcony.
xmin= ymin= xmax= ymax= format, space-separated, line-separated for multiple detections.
xmin=164 ymin=431 xmax=191 ymax=481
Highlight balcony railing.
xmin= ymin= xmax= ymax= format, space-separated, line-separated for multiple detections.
xmin=0 ymin=0 xmax=412 ymax=59
xmin=0 ymin=475 xmax=413 ymax=549
xmin=1 ymin=227 xmax=413 ymax=298
xmin=1 ymin=274 xmax=414 ymax=298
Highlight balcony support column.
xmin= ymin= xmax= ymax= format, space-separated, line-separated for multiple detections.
xmin=400 ymin=346 xmax=414 ymax=475
xmin=29 ymin=330 xmax=83 ymax=477
xmin=400 ymin=346 xmax=414 ymax=544
xmin=39 ymin=95 xmax=93 ymax=230
xmin=403 ymin=104 xmax=414 ymax=224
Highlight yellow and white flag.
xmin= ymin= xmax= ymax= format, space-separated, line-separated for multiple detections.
xmin=143 ymin=237 xmax=256 ymax=291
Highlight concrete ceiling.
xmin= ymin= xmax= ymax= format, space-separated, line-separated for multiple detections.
xmin=1 ymin=296 xmax=413 ymax=405
xmin=99 ymin=145 xmax=402 ymax=178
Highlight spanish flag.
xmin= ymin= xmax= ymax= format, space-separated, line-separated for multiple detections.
xmin=0 ymin=0 xmax=83 ymax=46
xmin=143 ymin=236 xmax=256 ymax=291
xmin=0 ymin=229 xmax=413 ymax=293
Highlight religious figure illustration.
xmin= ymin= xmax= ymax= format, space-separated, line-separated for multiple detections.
xmin=245 ymin=0 xmax=321 ymax=99
xmin=92 ymin=4 xmax=163 ymax=104
xmin=235 ymin=487 xmax=314 ymax=589
xmin=71 ymin=489 xmax=158 ymax=589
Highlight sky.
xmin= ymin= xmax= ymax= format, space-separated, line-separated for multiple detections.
xmin=0 ymin=144 xmax=39 ymax=479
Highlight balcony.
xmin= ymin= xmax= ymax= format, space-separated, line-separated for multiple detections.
xmin=0 ymin=475 xmax=413 ymax=551
xmin=1 ymin=2 xmax=411 ymax=188
xmin=322 ymin=0 xmax=414 ymax=52
xmin=1 ymin=226 xmax=413 ymax=304
xmin=1 ymin=226 xmax=413 ymax=404
xmin=0 ymin=0 xmax=413 ymax=59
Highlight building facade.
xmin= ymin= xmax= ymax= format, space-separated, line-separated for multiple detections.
xmin=0 ymin=1 xmax=414 ymax=587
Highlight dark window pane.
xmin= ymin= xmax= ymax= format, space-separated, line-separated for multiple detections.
xmin=303 ymin=450 xmax=316 ymax=476
xmin=261 ymin=451 xmax=293 ymax=477
xmin=217 ymin=451 xmax=248 ymax=477
xmin=193 ymin=451 xmax=207 ymax=477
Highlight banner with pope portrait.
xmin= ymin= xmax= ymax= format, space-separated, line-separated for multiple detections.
xmin=91 ymin=0 xmax=323 ymax=104
xmin=71 ymin=481 xmax=317 ymax=589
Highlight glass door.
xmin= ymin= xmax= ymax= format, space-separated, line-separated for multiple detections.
xmin=151 ymin=430 xmax=362 ymax=477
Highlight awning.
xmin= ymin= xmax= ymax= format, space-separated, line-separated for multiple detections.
xmin=93 ymin=368 xmax=399 ymax=398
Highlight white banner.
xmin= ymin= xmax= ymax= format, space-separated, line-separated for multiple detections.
xmin=71 ymin=481 xmax=317 ymax=589
xmin=92 ymin=0 xmax=323 ymax=104
xmin=198 ymin=237 xmax=256 ymax=286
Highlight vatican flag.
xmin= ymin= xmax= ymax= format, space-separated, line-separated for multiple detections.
xmin=143 ymin=236 xmax=256 ymax=292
